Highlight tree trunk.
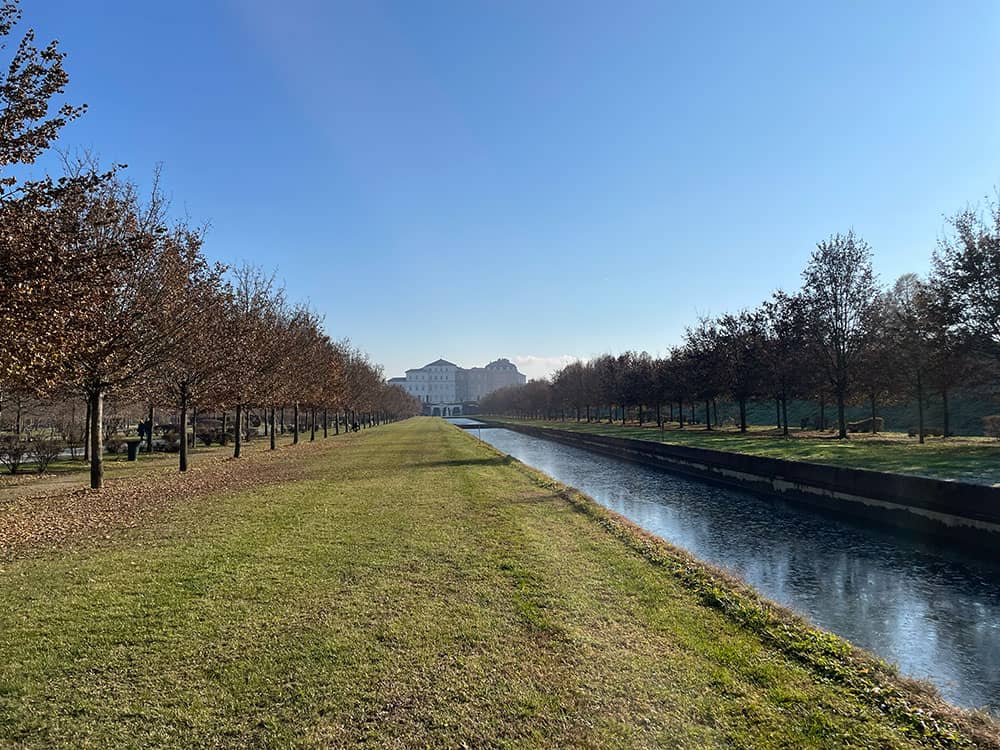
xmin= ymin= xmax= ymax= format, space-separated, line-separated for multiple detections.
xmin=781 ymin=394 xmax=789 ymax=436
xmin=738 ymin=398 xmax=747 ymax=433
xmin=83 ymin=396 xmax=92 ymax=462
xmin=179 ymin=387 xmax=189 ymax=472
xmin=293 ymin=403 xmax=300 ymax=444
xmin=335 ymin=411 xmax=340 ymax=435
xmin=705 ymin=399 xmax=712 ymax=431
xmin=234 ymin=403 xmax=243 ymax=458
xmin=942 ymin=389 xmax=950 ymax=438
xmin=608 ymin=405 xmax=613 ymax=424
xmin=678 ymin=401 xmax=685 ymax=429
xmin=310 ymin=406 xmax=316 ymax=441
xmin=270 ymin=406 xmax=277 ymax=450
xmin=836 ymin=388 xmax=847 ymax=439
xmin=88 ymin=387 xmax=103 ymax=490
xmin=323 ymin=408 xmax=328 ymax=438
xmin=917 ymin=374 xmax=925 ymax=444
xmin=655 ymin=403 xmax=661 ymax=428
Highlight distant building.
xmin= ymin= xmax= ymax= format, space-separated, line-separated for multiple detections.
xmin=388 ymin=358 xmax=526 ymax=416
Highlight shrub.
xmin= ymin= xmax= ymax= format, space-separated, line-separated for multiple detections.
xmin=984 ymin=415 xmax=1000 ymax=440
xmin=160 ymin=430 xmax=181 ymax=453
xmin=104 ymin=438 xmax=126 ymax=455
xmin=29 ymin=438 xmax=65 ymax=473
xmin=0 ymin=436 xmax=29 ymax=474
xmin=196 ymin=428 xmax=232 ymax=446
xmin=847 ymin=417 xmax=885 ymax=433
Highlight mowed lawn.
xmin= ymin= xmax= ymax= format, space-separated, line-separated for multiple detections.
xmin=486 ymin=418 xmax=1000 ymax=486
xmin=0 ymin=419 xmax=991 ymax=748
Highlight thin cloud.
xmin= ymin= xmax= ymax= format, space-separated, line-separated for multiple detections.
xmin=512 ymin=354 xmax=579 ymax=381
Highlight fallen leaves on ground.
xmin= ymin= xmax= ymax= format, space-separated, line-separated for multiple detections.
xmin=0 ymin=440 xmax=337 ymax=560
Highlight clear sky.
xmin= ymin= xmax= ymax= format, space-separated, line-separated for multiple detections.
xmin=22 ymin=1 xmax=1000 ymax=381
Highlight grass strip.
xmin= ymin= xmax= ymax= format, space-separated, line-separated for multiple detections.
xmin=484 ymin=417 xmax=1000 ymax=485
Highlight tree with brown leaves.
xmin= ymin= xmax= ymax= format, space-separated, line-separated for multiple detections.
xmin=154 ymin=231 xmax=228 ymax=471
xmin=61 ymin=173 xmax=198 ymax=488
xmin=0 ymin=0 xmax=90 ymax=386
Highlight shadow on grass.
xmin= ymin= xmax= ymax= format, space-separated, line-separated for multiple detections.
xmin=408 ymin=456 xmax=517 ymax=469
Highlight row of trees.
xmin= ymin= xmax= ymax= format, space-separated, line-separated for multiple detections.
xmin=484 ymin=213 xmax=1000 ymax=441
xmin=0 ymin=1 xmax=420 ymax=487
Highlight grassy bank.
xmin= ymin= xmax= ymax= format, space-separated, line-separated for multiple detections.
xmin=483 ymin=417 xmax=1000 ymax=485
xmin=0 ymin=419 xmax=994 ymax=747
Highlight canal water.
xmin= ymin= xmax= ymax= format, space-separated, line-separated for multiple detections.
xmin=466 ymin=423 xmax=1000 ymax=713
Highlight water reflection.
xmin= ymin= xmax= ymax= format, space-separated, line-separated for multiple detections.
xmin=477 ymin=428 xmax=1000 ymax=712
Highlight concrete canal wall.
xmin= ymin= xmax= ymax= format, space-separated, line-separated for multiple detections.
xmin=484 ymin=422 xmax=1000 ymax=551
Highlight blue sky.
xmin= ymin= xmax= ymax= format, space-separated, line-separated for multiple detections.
xmin=23 ymin=1 xmax=1000 ymax=380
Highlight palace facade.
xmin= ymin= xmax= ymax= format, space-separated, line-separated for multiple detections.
xmin=388 ymin=358 xmax=526 ymax=415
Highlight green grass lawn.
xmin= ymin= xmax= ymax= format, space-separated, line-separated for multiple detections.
xmin=485 ymin=417 xmax=1000 ymax=485
xmin=0 ymin=419 xmax=993 ymax=748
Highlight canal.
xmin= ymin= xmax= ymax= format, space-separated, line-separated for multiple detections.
xmin=464 ymin=422 xmax=1000 ymax=713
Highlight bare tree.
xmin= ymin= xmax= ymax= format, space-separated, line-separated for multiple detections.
xmin=761 ymin=292 xmax=811 ymax=435
xmin=802 ymin=231 xmax=879 ymax=438
xmin=886 ymin=275 xmax=936 ymax=443
xmin=933 ymin=195 xmax=1000 ymax=381
xmin=684 ymin=318 xmax=724 ymax=431
xmin=852 ymin=291 xmax=903 ymax=435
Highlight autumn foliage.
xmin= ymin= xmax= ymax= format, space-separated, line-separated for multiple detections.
xmin=0 ymin=2 xmax=419 ymax=488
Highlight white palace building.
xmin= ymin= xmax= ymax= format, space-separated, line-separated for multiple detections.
xmin=388 ymin=358 xmax=526 ymax=416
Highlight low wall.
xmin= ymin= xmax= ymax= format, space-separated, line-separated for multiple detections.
xmin=485 ymin=422 xmax=1000 ymax=551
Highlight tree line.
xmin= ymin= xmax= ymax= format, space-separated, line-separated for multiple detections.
xmin=483 ymin=219 xmax=1000 ymax=440
xmin=0 ymin=1 xmax=420 ymax=487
